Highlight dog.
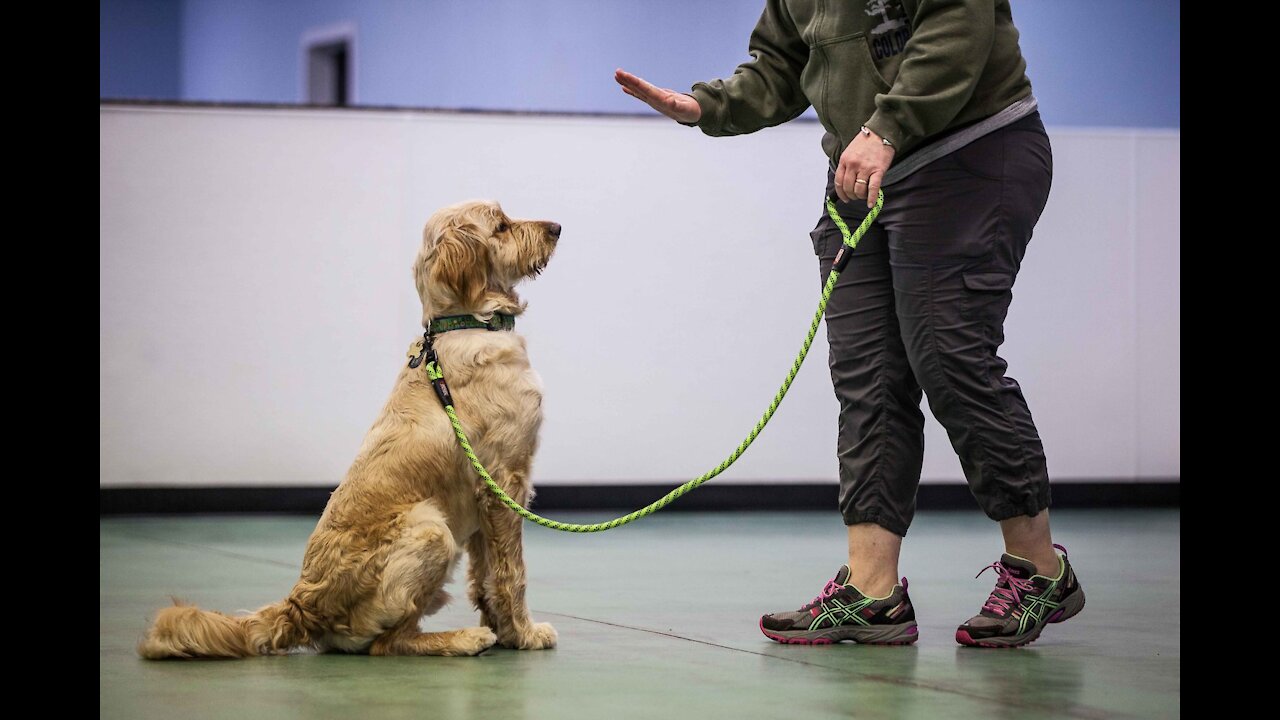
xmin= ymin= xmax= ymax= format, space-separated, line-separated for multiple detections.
xmin=139 ymin=200 xmax=561 ymax=658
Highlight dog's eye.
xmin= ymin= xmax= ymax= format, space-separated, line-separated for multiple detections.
xmin=496 ymin=222 xmax=509 ymax=233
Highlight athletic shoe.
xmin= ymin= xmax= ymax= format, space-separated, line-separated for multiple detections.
xmin=759 ymin=565 xmax=919 ymax=645
xmin=956 ymin=543 xmax=1086 ymax=648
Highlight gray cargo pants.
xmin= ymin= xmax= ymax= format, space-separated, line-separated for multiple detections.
xmin=812 ymin=112 xmax=1054 ymax=537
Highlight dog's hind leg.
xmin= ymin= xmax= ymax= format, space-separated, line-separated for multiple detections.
xmin=363 ymin=500 xmax=497 ymax=657
xmin=369 ymin=621 xmax=497 ymax=657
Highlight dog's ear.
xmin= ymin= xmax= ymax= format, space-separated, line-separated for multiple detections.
xmin=429 ymin=223 xmax=490 ymax=307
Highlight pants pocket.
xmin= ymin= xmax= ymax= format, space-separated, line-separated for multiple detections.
xmin=810 ymin=216 xmax=833 ymax=257
xmin=961 ymin=271 xmax=1015 ymax=324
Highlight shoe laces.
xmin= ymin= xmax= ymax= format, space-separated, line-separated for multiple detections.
xmin=809 ymin=577 xmax=845 ymax=607
xmin=976 ymin=562 xmax=1036 ymax=616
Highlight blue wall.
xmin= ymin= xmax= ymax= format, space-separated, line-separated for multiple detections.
xmin=100 ymin=0 xmax=181 ymax=99
xmin=105 ymin=0 xmax=1180 ymax=128
xmin=1017 ymin=1 xmax=1179 ymax=128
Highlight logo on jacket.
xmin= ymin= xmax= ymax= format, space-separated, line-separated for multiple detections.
xmin=865 ymin=0 xmax=911 ymax=60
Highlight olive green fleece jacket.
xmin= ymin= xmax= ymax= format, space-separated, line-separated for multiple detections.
xmin=688 ymin=0 xmax=1033 ymax=164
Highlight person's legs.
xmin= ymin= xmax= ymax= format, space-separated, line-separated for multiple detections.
xmin=1000 ymin=509 xmax=1057 ymax=576
xmin=759 ymin=114 xmax=1074 ymax=647
xmin=815 ymin=186 xmax=925 ymax=595
xmin=881 ymin=113 xmax=1055 ymax=548
xmin=875 ymin=113 xmax=1082 ymax=647
xmin=846 ymin=524 xmax=902 ymax=597
xmin=756 ymin=185 xmax=925 ymax=644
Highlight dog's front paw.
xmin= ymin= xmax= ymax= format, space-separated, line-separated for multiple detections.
xmin=451 ymin=626 xmax=498 ymax=656
xmin=511 ymin=622 xmax=557 ymax=651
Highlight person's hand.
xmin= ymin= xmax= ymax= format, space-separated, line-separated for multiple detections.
xmin=835 ymin=128 xmax=895 ymax=208
xmin=615 ymin=69 xmax=701 ymax=124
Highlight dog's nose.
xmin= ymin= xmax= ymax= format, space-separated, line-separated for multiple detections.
xmin=547 ymin=222 xmax=562 ymax=239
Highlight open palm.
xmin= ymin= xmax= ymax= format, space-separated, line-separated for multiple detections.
xmin=615 ymin=69 xmax=701 ymax=124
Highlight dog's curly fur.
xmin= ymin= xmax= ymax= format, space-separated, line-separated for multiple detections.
xmin=139 ymin=200 xmax=561 ymax=658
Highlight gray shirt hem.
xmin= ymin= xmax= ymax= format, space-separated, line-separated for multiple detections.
xmin=880 ymin=95 xmax=1039 ymax=186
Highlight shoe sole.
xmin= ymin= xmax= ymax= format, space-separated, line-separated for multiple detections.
xmin=759 ymin=618 xmax=919 ymax=646
xmin=955 ymin=587 xmax=1087 ymax=648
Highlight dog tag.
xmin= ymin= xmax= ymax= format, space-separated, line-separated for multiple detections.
xmin=407 ymin=338 xmax=425 ymax=360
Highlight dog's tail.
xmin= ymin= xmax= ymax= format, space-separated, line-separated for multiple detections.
xmin=138 ymin=597 xmax=313 ymax=660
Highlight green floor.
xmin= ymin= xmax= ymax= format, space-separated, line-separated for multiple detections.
xmin=101 ymin=510 xmax=1179 ymax=719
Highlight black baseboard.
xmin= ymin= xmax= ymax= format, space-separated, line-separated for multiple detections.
xmin=100 ymin=481 xmax=1178 ymax=516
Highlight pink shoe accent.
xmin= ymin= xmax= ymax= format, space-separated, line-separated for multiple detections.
xmin=956 ymin=627 xmax=1039 ymax=648
xmin=907 ymin=625 xmax=919 ymax=635
xmin=976 ymin=561 xmax=1036 ymax=616
xmin=810 ymin=577 xmax=845 ymax=606
xmin=760 ymin=619 xmax=807 ymax=645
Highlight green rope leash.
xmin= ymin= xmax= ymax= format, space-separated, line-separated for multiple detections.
xmin=426 ymin=191 xmax=883 ymax=532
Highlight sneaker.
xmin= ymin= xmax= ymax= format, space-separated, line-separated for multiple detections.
xmin=759 ymin=565 xmax=919 ymax=645
xmin=956 ymin=543 xmax=1086 ymax=648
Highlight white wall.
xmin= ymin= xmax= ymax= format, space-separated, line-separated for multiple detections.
xmin=99 ymin=105 xmax=1179 ymax=487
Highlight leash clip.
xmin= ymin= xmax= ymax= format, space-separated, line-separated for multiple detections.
xmin=410 ymin=332 xmax=453 ymax=407
xmin=408 ymin=333 xmax=436 ymax=369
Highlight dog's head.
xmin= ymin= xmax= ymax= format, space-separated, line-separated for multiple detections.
xmin=414 ymin=200 xmax=561 ymax=325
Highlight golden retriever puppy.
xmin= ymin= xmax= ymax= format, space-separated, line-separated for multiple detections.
xmin=139 ymin=200 xmax=561 ymax=658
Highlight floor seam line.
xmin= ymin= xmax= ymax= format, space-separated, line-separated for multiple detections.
xmin=534 ymin=610 xmax=1122 ymax=720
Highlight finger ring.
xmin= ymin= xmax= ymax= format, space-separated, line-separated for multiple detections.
xmin=854 ymin=179 xmax=868 ymax=185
